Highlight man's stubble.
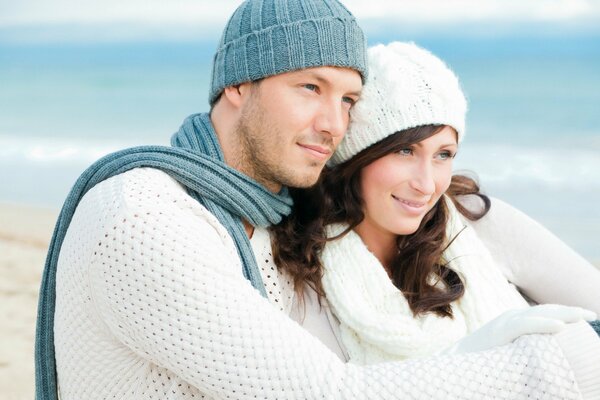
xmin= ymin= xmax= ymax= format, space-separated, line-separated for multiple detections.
xmin=235 ymin=87 xmax=325 ymax=190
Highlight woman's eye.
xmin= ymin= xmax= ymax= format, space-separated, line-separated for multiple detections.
xmin=303 ymin=83 xmax=318 ymax=91
xmin=437 ymin=151 xmax=455 ymax=160
xmin=397 ymin=148 xmax=412 ymax=156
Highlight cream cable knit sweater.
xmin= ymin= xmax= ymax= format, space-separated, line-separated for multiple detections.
xmin=319 ymin=217 xmax=529 ymax=364
xmin=55 ymin=167 xmax=600 ymax=399
xmin=319 ymin=195 xmax=599 ymax=365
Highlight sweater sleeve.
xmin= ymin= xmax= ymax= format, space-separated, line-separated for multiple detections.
xmin=86 ymin=179 xmax=595 ymax=400
xmin=460 ymin=195 xmax=600 ymax=314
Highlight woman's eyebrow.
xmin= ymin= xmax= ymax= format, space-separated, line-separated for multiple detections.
xmin=413 ymin=142 xmax=457 ymax=148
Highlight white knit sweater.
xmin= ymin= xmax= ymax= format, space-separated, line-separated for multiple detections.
xmin=319 ymin=219 xmax=529 ymax=364
xmin=55 ymin=167 xmax=600 ymax=399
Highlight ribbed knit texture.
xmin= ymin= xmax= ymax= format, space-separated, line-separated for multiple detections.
xmin=35 ymin=113 xmax=292 ymax=400
xmin=330 ymin=41 xmax=467 ymax=166
xmin=590 ymin=320 xmax=600 ymax=335
xmin=52 ymin=167 xmax=589 ymax=399
xmin=209 ymin=0 xmax=368 ymax=105
xmin=554 ymin=321 xmax=600 ymax=399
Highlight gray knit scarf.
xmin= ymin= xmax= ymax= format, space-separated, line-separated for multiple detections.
xmin=34 ymin=113 xmax=293 ymax=399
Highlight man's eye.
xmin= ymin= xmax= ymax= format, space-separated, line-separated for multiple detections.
xmin=342 ymin=96 xmax=356 ymax=106
xmin=303 ymin=84 xmax=318 ymax=91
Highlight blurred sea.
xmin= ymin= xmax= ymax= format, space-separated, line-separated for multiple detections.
xmin=1 ymin=35 xmax=599 ymax=259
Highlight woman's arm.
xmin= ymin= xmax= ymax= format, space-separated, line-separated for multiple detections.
xmin=460 ymin=195 xmax=600 ymax=314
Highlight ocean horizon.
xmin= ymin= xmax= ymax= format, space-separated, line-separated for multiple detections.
xmin=1 ymin=34 xmax=599 ymax=260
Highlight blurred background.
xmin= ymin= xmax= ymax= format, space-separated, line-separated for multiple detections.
xmin=1 ymin=0 xmax=599 ymax=397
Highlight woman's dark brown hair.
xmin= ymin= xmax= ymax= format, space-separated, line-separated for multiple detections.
xmin=270 ymin=124 xmax=491 ymax=318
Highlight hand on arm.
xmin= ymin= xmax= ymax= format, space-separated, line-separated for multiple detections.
xmin=445 ymin=304 xmax=597 ymax=355
xmin=461 ymin=195 xmax=600 ymax=314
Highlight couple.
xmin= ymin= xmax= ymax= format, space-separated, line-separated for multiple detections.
xmin=36 ymin=0 xmax=600 ymax=399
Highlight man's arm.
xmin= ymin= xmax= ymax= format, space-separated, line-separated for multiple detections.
xmin=85 ymin=187 xmax=598 ymax=399
xmin=461 ymin=195 xmax=600 ymax=314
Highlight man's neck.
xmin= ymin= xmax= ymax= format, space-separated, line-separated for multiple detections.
xmin=209 ymin=106 xmax=236 ymax=166
xmin=243 ymin=220 xmax=255 ymax=238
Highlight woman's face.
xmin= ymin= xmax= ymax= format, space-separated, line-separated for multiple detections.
xmin=357 ymin=126 xmax=458 ymax=241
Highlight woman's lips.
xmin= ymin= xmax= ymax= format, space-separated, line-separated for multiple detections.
xmin=391 ymin=194 xmax=427 ymax=215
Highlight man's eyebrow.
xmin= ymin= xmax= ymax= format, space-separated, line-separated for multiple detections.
xmin=302 ymin=72 xmax=362 ymax=96
xmin=346 ymin=89 xmax=362 ymax=97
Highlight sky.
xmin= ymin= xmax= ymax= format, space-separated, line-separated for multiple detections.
xmin=2 ymin=0 xmax=599 ymax=25
xmin=1 ymin=0 xmax=600 ymax=42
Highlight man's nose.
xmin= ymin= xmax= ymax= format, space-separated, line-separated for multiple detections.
xmin=314 ymin=98 xmax=347 ymax=139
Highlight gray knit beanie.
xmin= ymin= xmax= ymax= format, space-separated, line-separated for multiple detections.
xmin=330 ymin=41 xmax=467 ymax=166
xmin=209 ymin=0 xmax=368 ymax=105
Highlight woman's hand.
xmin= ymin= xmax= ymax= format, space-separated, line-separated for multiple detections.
xmin=444 ymin=304 xmax=597 ymax=354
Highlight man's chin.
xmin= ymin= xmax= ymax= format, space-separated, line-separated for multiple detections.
xmin=277 ymin=168 xmax=322 ymax=189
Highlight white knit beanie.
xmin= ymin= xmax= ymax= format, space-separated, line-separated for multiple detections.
xmin=330 ymin=41 xmax=467 ymax=166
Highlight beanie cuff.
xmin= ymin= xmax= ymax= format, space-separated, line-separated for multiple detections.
xmin=209 ymin=17 xmax=367 ymax=105
xmin=330 ymin=114 xmax=465 ymax=167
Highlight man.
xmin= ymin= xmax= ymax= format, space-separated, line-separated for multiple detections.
xmin=36 ymin=0 xmax=599 ymax=399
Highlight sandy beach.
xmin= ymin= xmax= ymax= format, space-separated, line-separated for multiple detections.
xmin=1 ymin=201 xmax=598 ymax=399
xmin=0 ymin=203 xmax=57 ymax=400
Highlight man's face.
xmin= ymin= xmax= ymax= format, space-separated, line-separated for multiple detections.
xmin=236 ymin=66 xmax=362 ymax=190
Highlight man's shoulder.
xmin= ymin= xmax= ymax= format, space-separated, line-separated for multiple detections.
xmin=68 ymin=166 xmax=240 ymax=262
xmin=73 ymin=167 xmax=222 ymax=234
xmin=97 ymin=167 xmax=186 ymax=206
xmin=82 ymin=167 xmax=191 ymax=213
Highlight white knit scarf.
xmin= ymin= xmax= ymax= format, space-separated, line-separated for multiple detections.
xmin=321 ymin=197 xmax=529 ymax=365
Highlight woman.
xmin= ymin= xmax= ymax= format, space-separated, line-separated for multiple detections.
xmin=272 ymin=42 xmax=600 ymax=365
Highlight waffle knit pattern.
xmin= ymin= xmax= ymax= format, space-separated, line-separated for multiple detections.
xmin=209 ymin=0 xmax=368 ymax=105
xmin=35 ymin=113 xmax=292 ymax=400
xmin=52 ymin=167 xmax=600 ymax=399
xmin=331 ymin=41 xmax=467 ymax=166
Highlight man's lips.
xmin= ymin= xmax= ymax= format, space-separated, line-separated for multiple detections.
xmin=297 ymin=143 xmax=332 ymax=159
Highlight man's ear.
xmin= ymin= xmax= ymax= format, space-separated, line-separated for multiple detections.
xmin=223 ymin=82 xmax=253 ymax=109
